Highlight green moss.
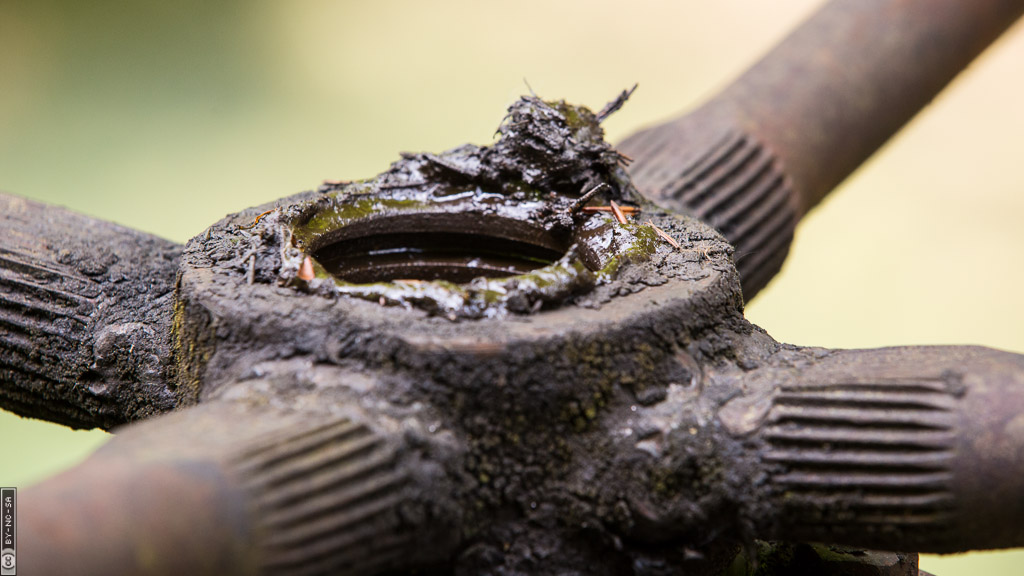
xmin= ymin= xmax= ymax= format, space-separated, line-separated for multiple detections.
xmin=170 ymin=294 xmax=212 ymax=407
xmin=506 ymin=262 xmax=579 ymax=292
xmin=545 ymin=100 xmax=598 ymax=136
xmin=294 ymin=196 xmax=428 ymax=245
xmin=618 ymin=223 xmax=659 ymax=260
xmin=283 ymin=184 xmax=661 ymax=319
xmin=477 ymin=288 xmax=507 ymax=305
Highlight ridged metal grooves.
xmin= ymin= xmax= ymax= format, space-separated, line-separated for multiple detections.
xmin=629 ymin=130 xmax=796 ymax=299
xmin=764 ymin=377 xmax=957 ymax=541
xmin=0 ymin=246 xmax=100 ymax=426
xmin=234 ymin=418 xmax=413 ymax=576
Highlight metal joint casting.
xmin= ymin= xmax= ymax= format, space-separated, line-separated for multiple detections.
xmin=3 ymin=0 xmax=1024 ymax=575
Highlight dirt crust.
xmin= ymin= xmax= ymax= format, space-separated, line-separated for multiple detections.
xmin=172 ymin=94 xmax=787 ymax=575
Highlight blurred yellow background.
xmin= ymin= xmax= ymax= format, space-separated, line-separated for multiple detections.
xmin=1 ymin=1 xmax=1022 ymax=573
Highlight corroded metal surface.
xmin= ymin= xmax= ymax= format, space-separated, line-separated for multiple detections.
xmin=621 ymin=0 xmax=1024 ymax=299
xmin=3 ymin=0 xmax=1024 ymax=574
xmin=0 ymin=194 xmax=181 ymax=428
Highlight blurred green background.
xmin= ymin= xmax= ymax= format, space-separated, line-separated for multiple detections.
xmin=1 ymin=1 xmax=1023 ymax=573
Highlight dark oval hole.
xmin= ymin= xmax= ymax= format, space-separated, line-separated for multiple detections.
xmin=308 ymin=214 xmax=571 ymax=284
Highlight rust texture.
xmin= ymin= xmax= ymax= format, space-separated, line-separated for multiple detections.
xmin=0 ymin=195 xmax=181 ymax=428
xmin=3 ymin=0 xmax=1024 ymax=574
xmin=620 ymin=0 xmax=1024 ymax=299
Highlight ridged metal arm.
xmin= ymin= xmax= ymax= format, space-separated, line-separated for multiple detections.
xmin=620 ymin=0 xmax=1024 ymax=298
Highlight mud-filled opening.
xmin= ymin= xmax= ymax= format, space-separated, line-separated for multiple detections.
xmin=309 ymin=213 xmax=572 ymax=284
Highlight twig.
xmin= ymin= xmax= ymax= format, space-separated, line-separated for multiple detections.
xmin=523 ymin=77 xmax=537 ymax=97
xmin=238 ymin=209 xmax=275 ymax=230
xmin=596 ymin=83 xmax=639 ymax=122
xmin=581 ymin=206 xmax=640 ymax=215
xmin=646 ymin=220 xmax=681 ymax=249
xmin=566 ymin=183 xmax=608 ymax=214
xmin=609 ymin=200 xmax=628 ymax=225
xmin=698 ymin=243 xmax=712 ymax=262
